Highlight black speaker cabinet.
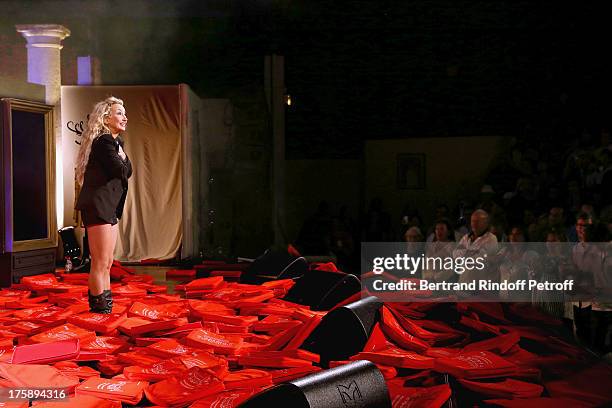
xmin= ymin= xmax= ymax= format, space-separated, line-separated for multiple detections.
xmin=302 ymin=296 xmax=383 ymax=366
xmin=241 ymin=249 xmax=308 ymax=284
xmin=1 ymin=98 xmax=57 ymax=286
xmin=283 ymin=269 xmax=362 ymax=311
xmin=238 ymin=360 xmax=391 ymax=408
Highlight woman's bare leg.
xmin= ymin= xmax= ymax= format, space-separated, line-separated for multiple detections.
xmin=87 ymin=224 xmax=117 ymax=296
xmin=104 ymin=224 xmax=118 ymax=290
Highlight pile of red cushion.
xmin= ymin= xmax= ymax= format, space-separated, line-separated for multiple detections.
xmin=0 ymin=261 xmax=609 ymax=407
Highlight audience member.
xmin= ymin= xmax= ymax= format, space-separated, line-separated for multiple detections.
xmin=423 ymin=219 xmax=456 ymax=282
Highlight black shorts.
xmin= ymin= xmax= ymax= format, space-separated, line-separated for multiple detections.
xmin=81 ymin=210 xmax=118 ymax=227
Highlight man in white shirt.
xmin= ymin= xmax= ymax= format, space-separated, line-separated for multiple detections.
xmin=453 ymin=209 xmax=498 ymax=285
xmin=453 ymin=209 xmax=498 ymax=258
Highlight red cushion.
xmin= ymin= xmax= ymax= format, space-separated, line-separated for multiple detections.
xmin=76 ymin=376 xmax=148 ymax=405
xmin=144 ymin=366 xmax=225 ymax=407
xmin=11 ymin=338 xmax=79 ymax=364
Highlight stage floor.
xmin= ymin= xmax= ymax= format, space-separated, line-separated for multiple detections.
xmin=2 ymin=262 xmax=610 ymax=406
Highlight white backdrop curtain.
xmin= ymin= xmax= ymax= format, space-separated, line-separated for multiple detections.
xmin=61 ymin=85 xmax=182 ymax=261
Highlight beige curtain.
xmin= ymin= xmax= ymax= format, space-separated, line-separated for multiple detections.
xmin=61 ymin=86 xmax=182 ymax=261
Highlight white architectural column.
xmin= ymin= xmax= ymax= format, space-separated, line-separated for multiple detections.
xmin=16 ymin=24 xmax=71 ymax=104
xmin=16 ymin=24 xmax=71 ymax=229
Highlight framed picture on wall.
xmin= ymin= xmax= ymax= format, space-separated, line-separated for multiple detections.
xmin=396 ymin=153 xmax=426 ymax=189
xmin=1 ymin=98 xmax=57 ymax=253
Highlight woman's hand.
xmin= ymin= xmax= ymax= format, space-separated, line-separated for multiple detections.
xmin=118 ymin=145 xmax=126 ymax=160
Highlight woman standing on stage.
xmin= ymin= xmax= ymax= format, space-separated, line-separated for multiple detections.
xmin=75 ymin=96 xmax=132 ymax=313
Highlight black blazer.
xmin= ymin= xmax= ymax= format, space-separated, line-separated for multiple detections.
xmin=76 ymin=133 xmax=132 ymax=224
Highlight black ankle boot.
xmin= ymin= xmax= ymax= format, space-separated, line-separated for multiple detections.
xmin=102 ymin=290 xmax=113 ymax=313
xmin=88 ymin=290 xmax=111 ymax=314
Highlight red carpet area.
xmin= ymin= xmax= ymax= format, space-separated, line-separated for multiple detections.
xmin=0 ymin=260 xmax=611 ymax=407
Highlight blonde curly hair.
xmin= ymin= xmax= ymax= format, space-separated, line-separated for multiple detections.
xmin=75 ymin=96 xmax=124 ymax=186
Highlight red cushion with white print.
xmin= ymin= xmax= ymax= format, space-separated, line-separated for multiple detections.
xmin=188 ymin=299 xmax=235 ymax=318
xmin=261 ymin=279 xmax=295 ymax=291
xmin=238 ymin=302 xmax=293 ymax=318
xmin=387 ymin=307 xmax=455 ymax=344
xmin=53 ymin=361 xmax=101 ymax=380
xmin=29 ymin=324 xmax=96 ymax=345
xmin=128 ymin=301 xmax=187 ymax=321
xmin=379 ymin=306 xmax=430 ymax=353
xmin=144 ymin=366 xmax=225 ymax=407
xmin=20 ymin=274 xmax=58 ymax=290
xmin=462 ymin=332 xmax=520 ymax=355
xmin=81 ymin=336 xmax=129 ymax=354
xmin=386 ymin=383 xmax=451 ymax=408
xmin=75 ymin=377 xmax=148 ymax=405
xmin=116 ymin=349 xmax=163 ymax=367
xmin=146 ymin=338 xmax=201 ymax=359
xmin=434 ymin=351 xmax=517 ymax=379
xmin=123 ymin=357 xmax=188 ymax=382
xmin=354 ymin=346 xmax=435 ymax=370
xmin=198 ymin=313 xmax=259 ymax=327
xmin=184 ymin=329 xmax=244 ymax=355
xmin=189 ymin=389 xmax=258 ymax=408
xmin=67 ymin=312 xmax=127 ymax=334
xmin=8 ymin=321 xmax=58 ymax=337
xmin=223 ymin=369 xmax=273 ymax=390
xmin=424 ymin=347 xmax=462 ymax=359
xmin=251 ymin=315 xmax=302 ymax=334
xmin=179 ymin=350 xmax=230 ymax=372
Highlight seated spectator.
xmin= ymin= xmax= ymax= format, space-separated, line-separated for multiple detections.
xmin=571 ymin=211 xmax=598 ymax=345
xmin=404 ymin=226 xmax=425 ymax=277
xmin=426 ymin=217 xmax=464 ymax=242
xmin=404 ymin=226 xmax=424 ymax=245
xmin=567 ymin=203 xmax=597 ymax=242
xmin=423 ymin=219 xmax=456 ymax=283
xmin=454 ymin=210 xmax=498 ymax=258
xmin=454 ymin=210 xmax=498 ymax=285
xmin=425 ymin=204 xmax=451 ymax=238
xmin=499 ymin=226 xmax=536 ymax=291
xmin=531 ymin=228 xmax=572 ymax=320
